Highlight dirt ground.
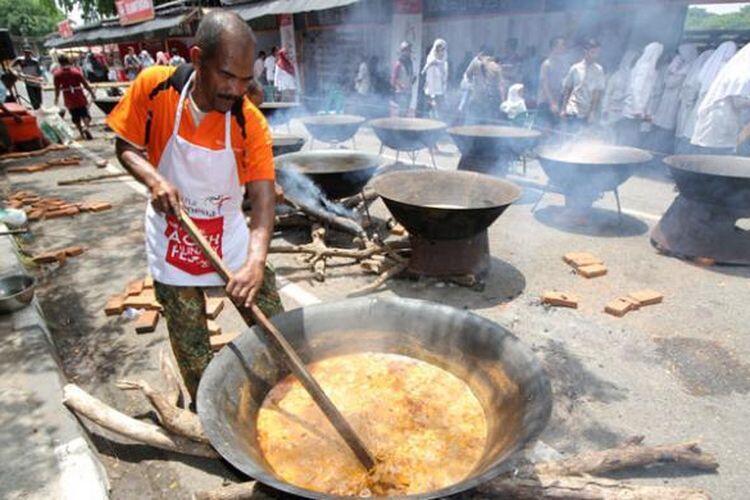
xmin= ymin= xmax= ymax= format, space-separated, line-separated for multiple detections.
xmin=2 ymin=101 xmax=748 ymax=499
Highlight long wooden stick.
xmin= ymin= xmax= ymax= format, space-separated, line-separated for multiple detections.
xmin=176 ymin=208 xmax=376 ymax=471
xmin=58 ymin=172 xmax=130 ymax=186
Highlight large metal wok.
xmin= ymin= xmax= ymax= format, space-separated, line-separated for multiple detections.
xmin=369 ymin=169 xmax=521 ymax=240
xmin=198 ymin=297 xmax=552 ymax=499
xmin=275 ymin=149 xmax=384 ymax=199
xmin=299 ymin=114 xmax=365 ymax=146
xmin=535 ymin=143 xmax=652 ymax=210
xmin=651 ymin=155 xmax=750 ymax=265
xmin=449 ymin=125 xmax=541 ymax=176
xmin=370 ymin=117 xmax=446 ymax=154
xmin=663 ymin=155 xmax=750 ymax=208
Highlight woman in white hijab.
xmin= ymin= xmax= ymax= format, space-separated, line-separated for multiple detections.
xmin=679 ymin=41 xmax=738 ymax=151
xmin=622 ymin=42 xmax=664 ymax=120
xmin=652 ymin=44 xmax=698 ymax=132
xmin=648 ymin=44 xmax=698 ymax=153
xmin=601 ymin=49 xmax=639 ymax=126
xmin=691 ymin=42 xmax=750 ymax=154
xmin=139 ymin=50 xmax=154 ymax=69
xmin=500 ymin=83 xmax=527 ymax=120
xmin=618 ymin=42 xmax=664 ymax=146
xmin=675 ymin=49 xmax=714 ymax=151
xmin=422 ymin=39 xmax=448 ymax=119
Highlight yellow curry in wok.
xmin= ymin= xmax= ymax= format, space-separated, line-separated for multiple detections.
xmin=257 ymin=352 xmax=487 ymax=496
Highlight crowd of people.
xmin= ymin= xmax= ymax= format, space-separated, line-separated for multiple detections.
xmin=345 ymin=35 xmax=750 ymax=156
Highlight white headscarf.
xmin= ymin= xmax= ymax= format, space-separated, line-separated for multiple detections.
xmin=601 ymin=49 xmax=639 ymax=124
xmin=422 ymin=39 xmax=447 ymax=74
xmin=623 ymin=42 xmax=664 ymax=118
xmin=500 ymin=83 xmax=527 ymax=119
xmin=139 ymin=50 xmax=154 ymax=68
xmin=675 ymin=49 xmax=714 ymax=139
xmin=697 ymin=41 xmax=737 ymax=95
xmin=652 ymin=44 xmax=698 ymax=130
xmin=422 ymin=39 xmax=448 ymax=97
xmin=697 ymin=43 xmax=750 ymax=116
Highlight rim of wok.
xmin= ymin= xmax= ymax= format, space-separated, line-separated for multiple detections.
xmin=448 ymin=125 xmax=541 ymax=139
xmin=369 ymin=169 xmax=522 ymax=210
xmin=370 ymin=117 xmax=447 ymax=131
xmin=537 ymin=144 xmax=653 ymax=165
xmin=299 ymin=114 xmax=366 ymax=126
xmin=274 ymin=149 xmax=384 ymax=174
xmin=664 ymin=154 xmax=750 ymax=179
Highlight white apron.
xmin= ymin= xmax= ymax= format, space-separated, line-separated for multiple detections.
xmin=145 ymin=73 xmax=249 ymax=286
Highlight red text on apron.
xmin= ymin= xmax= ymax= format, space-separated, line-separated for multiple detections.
xmin=164 ymin=214 xmax=224 ymax=275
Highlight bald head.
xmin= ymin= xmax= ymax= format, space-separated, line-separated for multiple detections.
xmin=190 ymin=10 xmax=256 ymax=113
xmin=195 ymin=10 xmax=256 ymax=62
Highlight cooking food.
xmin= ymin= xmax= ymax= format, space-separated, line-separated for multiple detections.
xmin=257 ymin=352 xmax=487 ymax=496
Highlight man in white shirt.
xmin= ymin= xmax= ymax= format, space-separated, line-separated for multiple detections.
xmin=264 ymin=47 xmax=277 ymax=86
xmin=560 ymin=38 xmax=606 ymax=131
xmin=254 ymin=50 xmax=266 ymax=83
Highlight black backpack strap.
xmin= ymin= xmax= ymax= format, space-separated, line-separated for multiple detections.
xmin=144 ymin=63 xmax=248 ymax=144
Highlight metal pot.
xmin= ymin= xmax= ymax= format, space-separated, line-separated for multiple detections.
xmin=449 ymin=125 xmax=541 ymax=176
xmin=275 ymin=149 xmax=384 ymax=200
xmin=368 ymin=169 xmax=521 ymax=240
xmin=198 ymin=297 xmax=552 ymax=499
xmin=537 ymin=144 xmax=652 ymax=198
xmin=370 ymin=117 xmax=447 ymax=152
xmin=664 ymin=155 xmax=750 ymax=209
xmin=299 ymin=115 xmax=366 ymax=144
xmin=0 ymin=274 xmax=35 ymax=314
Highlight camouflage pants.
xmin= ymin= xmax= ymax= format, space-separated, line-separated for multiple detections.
xmin=154 ymin=264 xmax=284 ymax=400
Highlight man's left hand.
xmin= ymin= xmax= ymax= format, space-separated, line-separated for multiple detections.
xmin=226 ymin=260 xmax=265 ymax=308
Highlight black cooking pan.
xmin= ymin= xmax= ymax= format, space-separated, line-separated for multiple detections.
xmin=198 ymin=296 xmax=552 ymax=500
xmin=299 ymin=114 xmax=365 ymax=144
xmin=369 ymin=169 xmax=521 ymax=240
xmin=663 ymin=155 xmax=750 ymax=209
xmin=449 ymin=125 xmax=541 ymax=175
xmin=537 ymin=143 xmax=652 ymax=199
xmin=275 ymin=149 xmax=384 ymax=199
xmin=370 ymin=117 xmax=447 ymax=152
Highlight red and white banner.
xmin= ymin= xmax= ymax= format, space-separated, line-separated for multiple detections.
xmin=115 ymin=0 xmax=155 ymax=26
xmin=391 ymin=0 xmax=423 ymax=114
xmin=278 ymin=14 xmax=300 ymax=95
xmin=58 ymin=20 xmax=73 ymax=39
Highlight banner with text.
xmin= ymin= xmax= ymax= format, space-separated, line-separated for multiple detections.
xmin=116 ymin=0 xmax=155 ymax=26
xmin=278 ymin=14 xmax=300 ymax=96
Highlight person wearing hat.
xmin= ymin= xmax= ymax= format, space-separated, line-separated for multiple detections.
xmin=11 ymin=45 xmax=44 ymax=110
xmin=390 ymin=41 xmax=415 ymax=117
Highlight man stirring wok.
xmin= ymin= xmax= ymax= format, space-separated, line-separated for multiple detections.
xmin=107 ymin=11 xmax=283 ymax=403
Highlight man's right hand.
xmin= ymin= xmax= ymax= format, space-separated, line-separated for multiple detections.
xmin=150 ymin=178 xmax=181 ymax=214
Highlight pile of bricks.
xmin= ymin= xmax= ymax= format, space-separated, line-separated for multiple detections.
xmin=105 ymin=276 xmax=162 ymax=334
xmin=563 ymin=252 xmax=608 ymax=278
xmin=6 ymin=156 xmax=82 ymax=174
xmin=5 ymin=190 xmax=112 ymax=221
xmin=604 ymin=289 xmax=664 ymax=318
xmin=32 ymin=245 xmax=86 ymax=265
xmin=104 ymin=278 xmax=239 ymax=345
xmin=541 ymin=251 xmax=663 ymax=318
xmin=205 ymin=296 xmax=241 ymax=351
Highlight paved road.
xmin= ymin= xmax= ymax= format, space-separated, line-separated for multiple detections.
xmin=2 ymin=98 xmax=748 ymax=498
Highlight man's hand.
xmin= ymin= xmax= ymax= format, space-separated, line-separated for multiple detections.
xmin=226 ymin=260 xmax=264 ymax=308
xmin=149 ymin=178 xmax=181 ymax=214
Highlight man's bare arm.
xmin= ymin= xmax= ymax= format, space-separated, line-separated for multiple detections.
xmin=115 ymin=137 xmax=180 ymax=214
xmin=226 ymin=179 xmax=275 ymax=307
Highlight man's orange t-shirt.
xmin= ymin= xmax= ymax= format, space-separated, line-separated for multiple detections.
xmin=106 ymin=65 xmax=274 ymax=184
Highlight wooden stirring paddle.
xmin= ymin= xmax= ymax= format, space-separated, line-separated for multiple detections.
xmin=177 ymin=209 xmax=376 ymax=471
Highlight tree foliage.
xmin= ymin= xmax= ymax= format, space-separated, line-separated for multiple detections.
xmin=685 ymin=6 xmax=750 ymax=31
xmin=0 ymin=0 xmax=64 ymax=37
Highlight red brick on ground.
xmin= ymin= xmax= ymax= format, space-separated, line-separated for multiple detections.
xmin=134 ymin=310 xmax=160 ymax=334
